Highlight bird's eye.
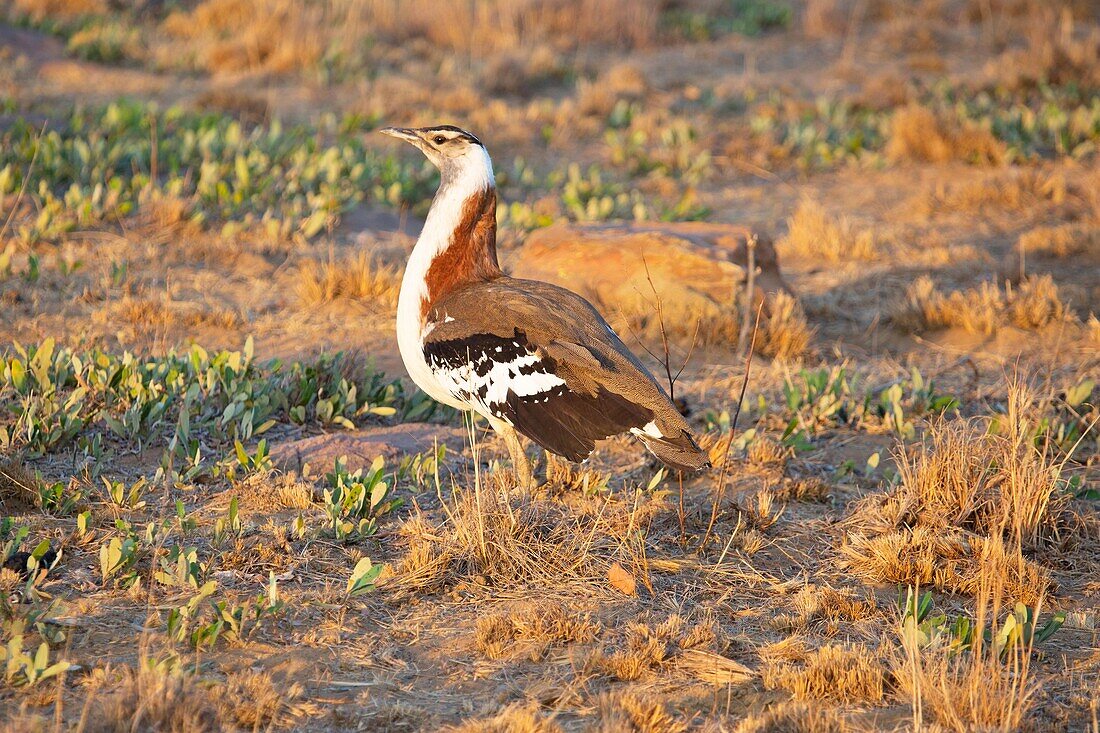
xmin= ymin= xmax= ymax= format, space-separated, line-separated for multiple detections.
xmin=433 ymin=135 xmax=446 ymax=144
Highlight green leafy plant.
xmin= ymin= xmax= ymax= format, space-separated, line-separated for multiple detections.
xmin=322 ymin=456 xmax=401 ymax=541
xmin=346 ymin=557 xmax=383 ymax=598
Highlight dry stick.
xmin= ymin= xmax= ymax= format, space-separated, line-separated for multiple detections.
xmin=701 ymin=301 xmax=764 ymax=552
xmin=736 ymin=234 xmax=757 ymax=358
xmin=641 ymin=255 xmax=676 ymax=402
xmin=0 ymin=122 xmax=47 ymax=242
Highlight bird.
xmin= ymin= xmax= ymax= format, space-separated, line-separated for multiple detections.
xmin=380 ymin=124 xmax=710 ymax=488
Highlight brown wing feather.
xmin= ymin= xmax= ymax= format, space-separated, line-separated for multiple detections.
xmin=424 ymin=277 xmax=709 ymax=471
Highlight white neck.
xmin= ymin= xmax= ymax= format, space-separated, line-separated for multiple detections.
xmin=398 ymin=145 xmax=495 ymax=327
xmin=395 ymin=145 xmax=495 ymax=407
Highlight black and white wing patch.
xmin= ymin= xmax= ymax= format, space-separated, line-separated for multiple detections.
xmin=423 ymin=328 xmax=654 ymax=462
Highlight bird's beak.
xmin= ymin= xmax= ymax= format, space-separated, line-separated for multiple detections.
xmin=379 ymin=126 xmax=420 ymax=144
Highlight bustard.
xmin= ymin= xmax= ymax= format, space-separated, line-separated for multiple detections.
xmin=382 ymin=124 xmax=709 ymax=488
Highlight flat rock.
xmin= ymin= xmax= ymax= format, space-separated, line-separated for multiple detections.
xmin=508 ymin=222 xmax=790 ymax=322
xmin=271 ymin=423 xmax=467 ymax=474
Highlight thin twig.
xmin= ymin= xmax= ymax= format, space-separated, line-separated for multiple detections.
xmin=0 ymin=121 xmax=47 ymax=242
xmin=641 ymin=255 xmax=677 ymax=402
xmin=701 ymin=300 xmax=763 ymax=551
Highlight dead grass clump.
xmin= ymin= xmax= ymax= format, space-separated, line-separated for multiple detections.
xmin=596 ymin=691 xmax=686 ymax=733
xmin=85 ymin=664 xmax=223 ymax=733
xmin=746 ymin=435 xmax=790 ymax=466
xmin=774 ymin=477 xmax=831 ymax=503
xmin=589 ymin=614 xmax=723 ymax=682
xmin=759 ymin=291 xmax=813 ymax=360
xmin=783 ymin=199 xmax=876 ymax=262
xmin=387 ymin=486 xmax=611 ymax=597
xmin=762 ymin=643 xmax=885 ymax=703
xmin=160 ymin=0 xmax=335 ymax=74
xmin=733 ymin=702 xmax=848 ymax=733
xmin=896 ymin=274 xmax=1070 ymax=334
xmin=1017 ymin=223 xmax=1100 ymax=260
xmin=840 ymin=527 xmax=1051 ymax=605
xmin=989 ymin=6 xmax=1100 ymax=90
xmin=296 ymin=253 xmax=400 ymax=307
xmin=840 ymin=387 xmax=1076 ymax=603
xmin=475 ymin=603 xmax=601 ymax=660
xmin=0 ymin=459 xmax=38 ymax=512
xmin=893 ymin=576 xmax=1042 ymax=732
xmin=918 ymin=170 xmax=1065 ymax=215
xmin=772 ymin=585 xmax=878 ymax=635
xmin=222 ymin=669 xmax=302 ymax=729
xmin=886 ymin=104 xmax=1007 ymax=165
xmin=447 ymin=703 xmax=562 ymax=733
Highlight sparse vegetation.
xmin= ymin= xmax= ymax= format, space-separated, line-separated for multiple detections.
xmin=0 ymin=0 xmax=1097 ymax=729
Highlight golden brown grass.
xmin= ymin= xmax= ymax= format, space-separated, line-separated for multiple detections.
xmin=840 ymin=383 xmax=1079 ymax=604
xmin=448 ymin=703 xmax=562 ymax=733
xmin=1017 ymin=222 xmax=1100 ymax=259
xmin=475 ymin=602 xmax=601 ymax=660
xmin=762 ymin=643 xmax=885 ymax=703
xmin=759 ymin=291 xmax=813 ymax=360
xmin=733 ymin=702 xmax=848 ymax=733
xmin=157 ymin=0 xmax=660 ymax=75
xmin=782 ymin=199 xmax=876 ymax=262
xmin=896 ymin=274 xmax=1071 ymax=334
xmin=916 ymin=169 xmax=1066 ymax=215
xmin=893 ymin=576 xmax=1042 ymax=732
xmin=596 ymin=690 xmax=686 ymax=733
xmin=886 ymin=104 xmax=1007 ymax=165
xmin=83 ymin=664 xmax=223 ymax=733
xmin=296 ymin=252 xmax=400 ymax=307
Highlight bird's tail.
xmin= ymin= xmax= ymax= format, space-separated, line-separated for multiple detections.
xmin=639 ymin=430 xmax=711 ymax=472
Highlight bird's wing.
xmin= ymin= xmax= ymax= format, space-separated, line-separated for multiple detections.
xmin=422 ymin=277 xmax=708 ymax=470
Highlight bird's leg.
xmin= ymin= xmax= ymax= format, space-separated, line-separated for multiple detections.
xmin=493 ymin=420 xmax=535 ymax=490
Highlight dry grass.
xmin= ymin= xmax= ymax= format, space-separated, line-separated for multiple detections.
xmin=156 ymin=0 xmax=660 ymax=75
xmin=296 ymin=252 xmax=401 ymax=307
xmin=916 ymin=170 xmax=1066 ymax=215
xmin=596 ymin=690 xmax=686 ymax=733
xmin=762 ymin=643 xmax=885 ymax=703
xmin=733 ymin=702 xmax=848 ymax=733
xmin=759 ymin=291 xmax=813 ymax=360
xmin=840 ymin=383 xmax=1079 ymax=604
xmin=783 ymin=199 xmax=876 ymax=262
xmin=893 ymin=577 xmax=1042 ymax=732
xmin=475 ymin=602 xmax=601 ymax=660
xmin=896 ymin=274 xmax=1071 ymax=334
xmin=84 ymin=664 xmax=223 ymax=733
xmin=447 ymin=703 xmax=562 ymax=733
xmin=887 ymin=104 xmax=1007 ymax=165
xmin=1017 ymin=222 xmax=1100 ymax=259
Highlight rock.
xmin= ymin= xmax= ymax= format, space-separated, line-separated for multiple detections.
xmin=507 ymin=222 xmax=790 ymax=329
xmin=271 ymin=423 xmax=467 ymax=475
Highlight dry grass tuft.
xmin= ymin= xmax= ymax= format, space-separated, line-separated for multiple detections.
xmin=85 ymin=664 xmax=223 ymax=733
xmin=772 ymin=584 xmax=878 ymax=635
xmin=896 ymin=274 xmax=1070 ymax=335
xmin=893 ymin=574 xmax=1043 ymax=732
xmin=475 ymin=602 xmax=601 ymax=661
xmin=1018 ymin=223 xmax=1100 ymax=259
xmin=0 ymin=459 xmax=38 ymax=511
xmin=759 ymin=291 xmax=813 ymax=361
xmin=448 ymin=703 xmax=562 ymax=733
xmin=886 ymin=104 xmax=1006 ymax=165
xmin=733 ymin=701 xmax=848 ymax=733
xmin=589 ymin=614 xmax=723 ymax=682
xmin=783 ymin=199 xmax=876 ymax=262
xmin=387 ymin=484 xmax=635 ymax=597
xmin=762 ymin=643 xmax=885 ymax=703
xmin=917 ymin=169 xmax=1065 ymax=215
xmin=596 ymin=690 xmax=686 ymax=733
xmin=296 ymin=252 xmax=400 ymax=307
xmin=774 ymin=477 xmax=831 ymax=503
xmin=841 ymin=383 xmax=1078 ymax=603
xmin=222 ymin=669 xmax=302 ymax=729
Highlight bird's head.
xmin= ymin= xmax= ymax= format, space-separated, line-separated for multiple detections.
xmin=380 ymin=125 xmax=492 ymax=188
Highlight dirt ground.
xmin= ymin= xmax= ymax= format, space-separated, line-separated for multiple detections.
xmin=0 ymin=1 xmax=1098 ymax=731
